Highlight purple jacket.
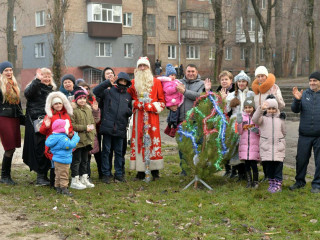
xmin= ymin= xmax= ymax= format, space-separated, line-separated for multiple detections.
xmin=158 ymin=77 xmax=184 ymax=107
xmin=237 ymin=112 xmax=260 ymax=161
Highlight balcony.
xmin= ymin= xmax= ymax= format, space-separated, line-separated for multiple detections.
xmin=88 ymin=22 xmax=122 ymax=38
xmin=181 ymin=29 xmax=209 ymax=43
xmin=235 ymin=31 xmax=263 ymax=43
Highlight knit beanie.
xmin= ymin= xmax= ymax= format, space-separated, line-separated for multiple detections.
xmin=52 ymin=119 xmax=67 ymax=134
xmin=234 ymin=70 xmax=251 ymax=84
xmin=51 ymin=97 xmax=63 ymax=106
xmin=165 ymin=64 xmax=177 ymax=77
xmin=0 ymin=61 xmax=13 ymax=74
xmin=75 ymin=78 xmax=85 ymax=85
xmin=137 ymin=57 xmax=151 ymax=68
xmin=61 ymin=74 xmax=76 ymax=85
xmin=74 ymin=89 xmax=87 ymax=102
xmin=309 ymin=71 xmax=320 ymax=81
xmin=255 ymin=66 xmax=268 ymax=77
xmin=264 ymin=95 xmax=278 ymax=109
xmin=243 ymin=96 xmax=255 ymax=109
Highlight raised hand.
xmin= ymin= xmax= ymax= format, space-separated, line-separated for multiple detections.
xmin=292 ymin=87 xmax=303 ymax=100
xmin=220 ymin=89 xmax=227 ymax=99
xmin=261 ymin=101 xmax=269 ymax=111
xmin=44 ymin=116 xmax=51 ymax=128
xmin=204 ymin=78 xmax=212 ymax=92
xmin=92 ymin=100 xmax=99 ymax=111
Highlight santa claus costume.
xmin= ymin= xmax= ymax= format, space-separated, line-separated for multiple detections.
xmin=127 ymin=57 xmax=165 ymax=180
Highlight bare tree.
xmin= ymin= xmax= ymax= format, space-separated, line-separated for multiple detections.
xmin=283 ymin=0 xmax=295 ymax=77
xmin=305 ymin=0 xmax=315 ymax=72
xmin=251 ymin=0 xmax=277 ymax=70
xmin=6 ymin=0 xmax=16 ymax=68
xmin=274 ymin=0 xmax=283 ymax=77
xmin=142 ymin=0 xmax=148 ymax=56
xmin=241 ymin=0 xmax=253 ymax=72
xmin=48 ymin=0 xmax=69 ymax=88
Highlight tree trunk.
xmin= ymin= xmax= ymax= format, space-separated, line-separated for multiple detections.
xmin=142 ymin=0 xmax=148 ymax=56
xmin=274 ymin=0 xmax=283 ymax=77
xmin=241 ymin=0 xmax=252 ymax=72
xmin=7 ymin=0 xmax=16 ymax=69
xmin=283 ymin=0 xmax=295 ymax=77
xmin=305 ymin=0 xmax=315 ymax=72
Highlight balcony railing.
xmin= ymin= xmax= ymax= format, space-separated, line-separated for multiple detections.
xmin=181 ymin=29 xmax=209 ymax=42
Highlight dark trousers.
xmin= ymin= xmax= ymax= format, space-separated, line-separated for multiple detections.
xmin=71 ymin=147 xmax=89 ymax=177
xmin=35 ymin=133 xmax=51 ymax=174
xmin=244 ymin=160 xmax=258 ymax=174
xmin=101 ymin=135 xmax=124 ymax=177
xmin=264 ymin=161 xmax=283 ymax=181
xmin=167 ymin=109 xmax=180 ymax=128
xmin=108 ymin=137 xmax=127 ymax=174
xmin=295 ymin=135 xmax=320 ymax=188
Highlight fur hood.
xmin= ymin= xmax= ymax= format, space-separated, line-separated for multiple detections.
xmin=251 ymin=73 xmax=276 ymax=95
xmin=71 ymin=101 xmax=92 ymax=110
xmin=45 ymin=91 xmax=73 ymax=117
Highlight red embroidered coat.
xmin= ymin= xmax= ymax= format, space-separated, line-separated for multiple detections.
xmin=127 ymin=78 xmax=165 ymax=171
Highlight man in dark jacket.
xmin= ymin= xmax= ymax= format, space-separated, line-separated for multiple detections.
xmin=290 ymin=71 xmax=320 ymax=193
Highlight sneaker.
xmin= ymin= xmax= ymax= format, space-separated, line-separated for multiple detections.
xmin=114 ymin=175 xmax=126 ymax=183
xmin=70 ymin=176 xmax=86 ymax=190
xmin=60 ymin=187 xmax=73 ymax=197
xmin=102 ymin=175 xmax=112 ymax=184
xmin=80 ymin=174 xmax=95 ymax=188
xmin=289 ymin=183 xmax=305 ymax=191
xmin=311 ymin=188 xmax=320 ymax=193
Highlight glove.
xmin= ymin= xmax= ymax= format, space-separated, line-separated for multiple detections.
xmin=250 ymin=127 xmax=259 ymax=134
xmin=133 ymin=101 xmax=144 ymax=110
xmin=236 ymin=113 xmax=243 ymax=124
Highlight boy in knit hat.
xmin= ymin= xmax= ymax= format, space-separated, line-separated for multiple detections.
xmin=45 ymin=119 xmax=80 ymax=196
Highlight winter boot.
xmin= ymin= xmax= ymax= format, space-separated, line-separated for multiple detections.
xmin=229 ymin=167 xmax=238 ymax=179
xmin=70 ymin=176 xmax=86 ymax=190
xmin=223 ymin=163 xmax=231 ymax=177
xmin=60 ymin=187 xmax=73 ymax=197
xmin=56 ymin=187 xmax=62 ymax=194
xmin=245 ymin=171 xmax=252 ymax=188
xmin=252 ymin=171 xmax=259 ymax=189
xmin=267 ymin=179 xmax=275 ymax=192
xmin=151 ymin=170 xmax=160 ymax=181
xmin=270 ymin=180 xmax=282 ymax=193
xmin=164 ymin=125 xmax=171 ymax=136
xmin=0 ymin=155 xmax=16 ymax=185
xmin=80 ymin=174 xmax=95 ymax=188
xmin=36 ymin=173 xmax=50 ymax=186
xmin=135 ymin=171 xmax=146 ymax=180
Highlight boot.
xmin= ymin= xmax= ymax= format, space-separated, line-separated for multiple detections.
xmin=60 ymin=187 xmax=73 ymax=197
xmin=80 ymin=174 xmax=95 ymax=188
xmin=270 ymin=179 xmax=282 ymax=193
xmin=0 ymin=155 xmax=16 ymax=185
xmin=223 ymin=163 xmax=231 ymax=177
xmin=229 ymin=167 xmax=238 ymax=179
xmin=267 ymin=179 xmax=275 ymax=192
xmin=151 ymin=170 xmax=160 ymax=181
xmin=245 ymin=171 xmax=252 ymax=188
xmin=70 ymin=176 xmax=86 ymax=190
xmin=135 ymin=171 xmax=145 ymax=180
xmin=252 ymin=171 xmax=259 ymax=189
xmin=36 ymin=173 xmax=50 ymax=186
xmin=56 ymin=187 xmax=62 ymax=194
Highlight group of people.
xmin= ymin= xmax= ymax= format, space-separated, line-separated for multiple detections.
xmin=0 ymin=57 xmax=320 ymax=195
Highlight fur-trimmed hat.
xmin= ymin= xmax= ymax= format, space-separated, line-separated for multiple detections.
xmin=137 ymin=57 xmax=151 ymax=68
xmin=45 ymin=91 xmax=73 ymax=117
xmin=61 ymin=74 xmax=76 ymax=85
xmin=243 ymin=96 xmax=255 ymax=108
xmin=264 ymin=94 xmax=278 ymax=109
xmin=52 ymin=119 xmax=69 ymax=134
xmin=165 ymin=64 xmax=177 ymax=77
xmin=0 ymin=61 xmax=13 ymax=74
xmin=309 ymin=71 xmax=320 ymax=81
xmin=74 ymin=89 xmax=87 ymax=102
xmin=255 ymin=66 xmax=268 ymax=77
xmin=234 ymin=70 xmax=251 ymax=84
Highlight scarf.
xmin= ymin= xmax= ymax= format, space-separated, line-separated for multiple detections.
xmin=5 ymin=79 xmax=20 ymax=104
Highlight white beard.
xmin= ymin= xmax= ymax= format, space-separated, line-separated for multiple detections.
xmin=134 ymin=68 xmax=154 ymax=96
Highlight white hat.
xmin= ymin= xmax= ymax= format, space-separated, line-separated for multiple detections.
xmin=234 ymin=70 xmax=251 ymax=84
xmin=51 ymin=97 xmax=63 ymax=106
xmin=137 ymin=57 xmax=151 ymax=68
xmin=255 ymin=66 xmax=268 ymax=77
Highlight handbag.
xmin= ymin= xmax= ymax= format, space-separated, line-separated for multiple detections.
xmin=32 ymin=116 xmax=44 ymax=133
xmin=89 ymin=136 xmax=100 ymax=154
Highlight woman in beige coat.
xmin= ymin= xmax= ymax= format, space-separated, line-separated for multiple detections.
xmin=252 ymin=95 xmax=286 ymax=193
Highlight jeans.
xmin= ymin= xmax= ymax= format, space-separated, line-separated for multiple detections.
xmin=264 ymin=161 xmax=283 ymax=181
xmin=101 ymin=134 xmax=124 ymax=177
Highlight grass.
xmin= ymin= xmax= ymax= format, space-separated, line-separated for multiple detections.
xmin=0 ymin=147 xmax=319 ymax=240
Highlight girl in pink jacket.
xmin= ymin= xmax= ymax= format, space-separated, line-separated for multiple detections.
xmin=252 ymin=94 xmax=286 ymax=193
xmin=158 ymin=64 xmax=184 ymax=137
xmin=237 ymin=97 xmax=260 ymax=189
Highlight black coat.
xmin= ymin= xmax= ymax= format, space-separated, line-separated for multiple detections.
xmin=0 ymin=90 xmax=23 ymax=119
xmin=93 ymin=80 xmax=132 ymax=138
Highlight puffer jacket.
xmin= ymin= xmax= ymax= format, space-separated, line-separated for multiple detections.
xmin=237 ymin=112 xmax=260 ymax=161
xmin=252 ymin=107 xmax=286 ymax=162
xmin=24 ymin=79 xmax=53 ymax=120
xmin=226 ymin=88 xmax=254 ymax=119
xmin=178 ymin=75 xmax=204 ymax=122
xmin=291 ymin=88 xmax=320 ymax=137
xmin=70 ymin=103 xmax=100 ymax=149
xmin=45 ymin=132 xmax=80 ymax=164
xmin=158 ymin=76 xmax=184 ymax=107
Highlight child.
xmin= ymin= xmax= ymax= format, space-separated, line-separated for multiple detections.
xmin=93 ymin=72 xmax=132 ymax=184
xmin=70 ymin=89 xmax=100 ymax=189
xmin=237 ymin=97 xmax=260 ymax=188
xmin=40 ymin=91 xmax=74 ymax=188
xmin=252 ymin=94 xmax=286 ymax=193
xmin=158 ymin=63 xmax=184 ymax=137
xmin=45 ymin=119 xmax=80 ymax=196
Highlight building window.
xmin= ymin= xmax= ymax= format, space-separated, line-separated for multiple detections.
xmin=260 ymin=47 xmax=265 ymax=60
xmin=226 ymin=20 xmax=231 ymax=33
xmin=34 ymin=43 xmax=45 ymax=58
xmin=261 ymin=0 xmax=266 ymax=9
xmin=147 ymin=44 xmax=155 ymax=55
xmin=209 ymin=46 xmax=215 ymax=60
xmin=95 ymin=42 xmax=112 ymax=57
xmin=240 ymin=47 xmax=245 ymax=60
xmin=185 ymin=12 xmax=209 ymax=29
xmin=13 ymin=16 xmax=16 ymax=31
xmin=83 ymin=68 xmax=102 ymax=85
xmin=248 ymin=17 xmax=255 ymax=32
xmin=168 ymin=45 xmax=176 ymax=59
xmin=147 ymin=0 xmax=156 ymax=7
xmin=168 ymin=16 xmax=176 ymax=30
xmin=225 ymin=47 xmax=232 ymax=60
xmin=186 ymin=45 xmax=200 ymax=59
xmin=147 ymin=14 xmax=156 ymax=37
xmin=88 ymin=3 xmax=122 ymax=23
xmin=35 ymin=10 xmax=45 ymax=27
xmin=124 ymin=43 xmax=133 ymax=58
xmin=123 ymin=12 xmax=132 ymax=27
xmin=209 ymin=19 xmax=215 ymax=31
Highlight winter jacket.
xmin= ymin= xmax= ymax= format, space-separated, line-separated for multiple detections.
xmin=237 ymin=112 xmax=260 ymax=161
xmin=59 ymin=85 xmax=75 ymax=98
xmin=93 ymin=80 xmax=132 ymax=139
xmin=70 ymin=102 xmax=100 ymax=149
xmin=291 ymin=88 xmax=320 ymax=137
xmin=24 ymin=79 xmax=53 ymax=120
xmin=226 ymin=88 xmax=254 ymax=119
xmin=158 ymin=76 xmax=184 ymax=107
xmin=251 ymin=73 xmax=285 ymax=110
xmin=45 ymin=132 xmax=80 ymax=164
xmin=252 ymin=107 xmax=286 ymax=162
xmin=0 ymin=90 xmax=23 ymax=119
xmin=178 ymin=75 xmax=204 ymax=122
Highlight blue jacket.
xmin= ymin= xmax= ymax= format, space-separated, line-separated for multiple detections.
xmin=291 ymin=88 xmax=320 ymax=137
xmin=45 ymin=132 xmax=80 ymax=164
